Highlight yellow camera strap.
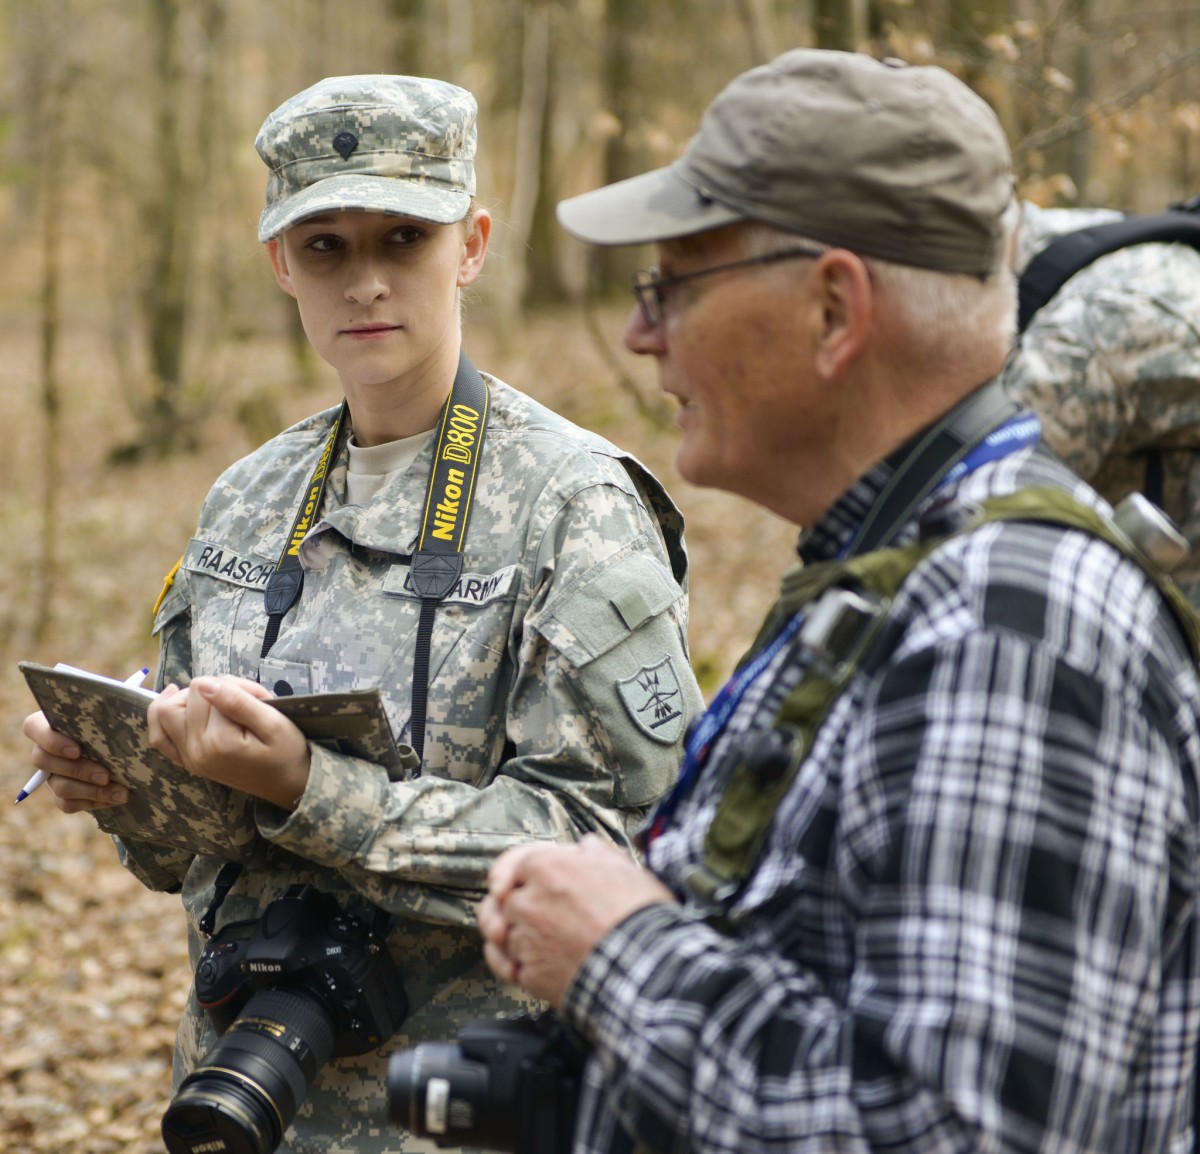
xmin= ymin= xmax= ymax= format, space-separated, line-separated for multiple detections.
xmin=259 ymin=351 xmax=490 ymax=767
xmin=409 ymin=354 xmax=490 ymax=767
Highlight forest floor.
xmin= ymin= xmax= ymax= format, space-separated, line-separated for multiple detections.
xmin=0 ymin=303 xmax=798 ymax=1152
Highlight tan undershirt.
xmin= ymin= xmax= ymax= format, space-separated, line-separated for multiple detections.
xmin=344 ymin=429 xmax=434 ymax=505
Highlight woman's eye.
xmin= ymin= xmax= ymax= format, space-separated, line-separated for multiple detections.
xmin=303 ymin=235 xmax=342 ymax=254
xmin=389 ymin=226 xmax=425 ymax=246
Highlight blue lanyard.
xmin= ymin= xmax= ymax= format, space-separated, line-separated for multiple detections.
xmin=940 ymin=414 xmax=1041 ymax=487
xmin=837 ymin=413 xmax=1041 ymax=561
xmin=645 ymin=611 xmax=805 ymax=845
xmin=644 ymin=411 xmax=1041 ymax=850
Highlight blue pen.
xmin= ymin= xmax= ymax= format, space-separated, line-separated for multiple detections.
xmin=15 ymin=666 xmax=150 ymax=803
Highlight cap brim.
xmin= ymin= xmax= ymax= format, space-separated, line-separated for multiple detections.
xmin=556 ymin=165 xmax=746 ymax=246
xmin=258 ymin=174 xmax=471 ymax=242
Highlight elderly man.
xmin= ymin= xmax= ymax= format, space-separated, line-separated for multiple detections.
xmin=476 ymin=50 xmax=1200 ymax=1154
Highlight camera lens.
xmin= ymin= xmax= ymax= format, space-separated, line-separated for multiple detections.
xmin=388 ymin=1014 xmax=585 ymax=1154
xmin=389 ymin=1042 xmax=505 ymax=1148
xmin=162 ymin=986 xmax=336 ymax=1154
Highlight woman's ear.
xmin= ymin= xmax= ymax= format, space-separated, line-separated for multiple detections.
xmin=812 ymin=250 xmax=872 ymax=380
xmin=458 ymin=208 xmax=492 ymax=288
xmin=266 ymin=237 xmax=297 ymax=299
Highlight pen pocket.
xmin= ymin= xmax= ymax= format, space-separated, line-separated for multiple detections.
xmin=257 ymin=657 xmax=313 ymax=698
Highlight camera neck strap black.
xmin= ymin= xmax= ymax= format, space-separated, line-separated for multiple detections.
xmin=260 ymin=402 xmax=349 ymax=662
xmin=844 ymin=379 xmax=1022 ymax=557
xmin=199 ymin=862 xmax=393 ymax=938
xmin=257 ymin=351 xmax=490 ymax=767
xmin=199 ymin=860 xmax=246 ymax=936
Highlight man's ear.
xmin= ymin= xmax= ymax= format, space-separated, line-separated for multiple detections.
xmin=266 ymin=237 xmax=297 ymax=299
xmin=458 ymin=208 xmax=492 ymax=288
xmin=811 ymin=250 xmax=872 ymax=380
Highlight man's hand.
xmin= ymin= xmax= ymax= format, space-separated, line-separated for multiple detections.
xmin=21 ymin=710 xmax=129 ymax=813
xmin=478 ymin=835 xmax=676 ymax=1008
xmin=147 ymin=676 xmax=312 ymax=811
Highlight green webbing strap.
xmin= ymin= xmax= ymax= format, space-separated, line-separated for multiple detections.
xmin=976 ymin=488 xmax=1200 ymax=661
xmin=688 ymin=487 xmax=1200 ymax=919
xmin=686 ymin=540 xmax=933 ymax=909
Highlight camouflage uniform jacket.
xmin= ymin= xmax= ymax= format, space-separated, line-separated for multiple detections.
xmin=117 ymin=373 xmax=703 ymax=1153
xmin=999 ymin=200 xmax=1200 ymax=605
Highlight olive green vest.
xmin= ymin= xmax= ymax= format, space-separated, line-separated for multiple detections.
xmin=682 ymin=487 xmax=1200 ymax=920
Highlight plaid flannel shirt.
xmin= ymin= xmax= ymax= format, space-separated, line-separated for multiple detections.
xmin=561 ymin=427 xmax=1200 ymax=1154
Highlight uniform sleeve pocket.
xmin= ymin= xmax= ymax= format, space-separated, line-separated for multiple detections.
xmin=537 ymin=549 xmax=683 ymax=666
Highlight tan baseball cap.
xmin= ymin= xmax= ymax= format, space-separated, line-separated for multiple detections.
xmin=256 ymin=74 xmax=477 ymax=242
xmin=557 ymin=49 xmax=1014 ymax=278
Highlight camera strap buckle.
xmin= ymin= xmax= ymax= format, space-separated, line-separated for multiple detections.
xmin=198 ymin=861 xmax=244 ymax=937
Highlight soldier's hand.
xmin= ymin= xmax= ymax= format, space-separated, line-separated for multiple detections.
xmin=147 ymin=676 xmax=312 ymax=810
xmin=21 ymin=710 xmax=129 ymax=813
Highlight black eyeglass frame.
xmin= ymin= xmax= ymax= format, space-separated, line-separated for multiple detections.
xmin=630 ymin=244 xmax=827 ymax=327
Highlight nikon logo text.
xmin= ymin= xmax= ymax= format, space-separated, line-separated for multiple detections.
xmin=247 ymin=962 xmax=283 ymax=973
xmin=287 ymin=429 xmax=337 ymax=556
xmin=431 ymin=402 xmax=481 ymax=543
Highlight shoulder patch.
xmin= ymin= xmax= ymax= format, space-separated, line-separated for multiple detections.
xmin=616 ymin=655 xmax=686 ymax=744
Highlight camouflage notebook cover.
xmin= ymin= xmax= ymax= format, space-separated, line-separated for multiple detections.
xmin=19 ymin=661 xmax=414 ymax=861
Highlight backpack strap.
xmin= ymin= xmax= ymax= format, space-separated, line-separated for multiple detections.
xmin=971 ymin=488 xmax=1200 ymax=660
xmin=1017 ymin=211 xmax=1200 ymax=333
xmin=683 ymin=487 xmax=1199 ymax=922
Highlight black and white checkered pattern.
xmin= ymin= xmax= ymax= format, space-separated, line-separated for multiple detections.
xmin=561 ymin=435 xmax=1200 ymax=1154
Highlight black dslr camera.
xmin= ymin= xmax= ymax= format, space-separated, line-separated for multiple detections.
xmin=161 ymin=884 xmax=408 ymax=1154
xmin=387 ymin=1011 xmax=584 ymax=1154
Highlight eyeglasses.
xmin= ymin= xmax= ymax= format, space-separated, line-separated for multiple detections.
xmin=631 ymin=244 xmax=827 ymax=327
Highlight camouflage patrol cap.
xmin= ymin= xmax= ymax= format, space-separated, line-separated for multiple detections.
xmin=256 ymin=74 xmax=477 ymax=242
xmin=557 ymin=49 xmax=1014 ymax=278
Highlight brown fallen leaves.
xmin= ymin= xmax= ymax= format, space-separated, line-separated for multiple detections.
xmin=1 ymin=800 xmax=190 ymax=1153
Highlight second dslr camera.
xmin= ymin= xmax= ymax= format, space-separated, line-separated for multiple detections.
xmin=388 ymin=1011 xmax=584 ymax=1154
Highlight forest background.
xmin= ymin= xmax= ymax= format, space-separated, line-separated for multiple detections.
xmin=1 ymin=0 xmax=1199 ymax=1150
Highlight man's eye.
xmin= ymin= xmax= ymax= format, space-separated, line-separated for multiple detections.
xmin=303 ymin=235 xmax=341 ymax=254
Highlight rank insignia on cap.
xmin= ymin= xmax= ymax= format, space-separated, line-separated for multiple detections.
xmin=332 ymin=131 xmax=358 ymax=160
xmin=617 ymin=656 xmax=685 ymax=744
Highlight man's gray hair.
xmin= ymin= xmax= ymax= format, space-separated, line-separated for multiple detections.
xmin=739 ymin=210 xmax=1018 ymax=373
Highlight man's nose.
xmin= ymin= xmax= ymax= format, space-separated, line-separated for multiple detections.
xmin=624 ymin=302 xmax=665 ymax=355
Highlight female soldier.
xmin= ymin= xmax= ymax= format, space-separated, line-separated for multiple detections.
xmin=24 ymin=74 xmax=700 ymax=1153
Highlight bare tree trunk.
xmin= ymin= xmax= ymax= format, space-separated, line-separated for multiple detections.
xmin=1065 ymin=0 xmax=1093 ymax=202
xmin=195 ymin=0 xmax=234 ymax=346
xmin=138 ymin=0 xmax=192 ymax=454
xmin=33 ymin=70 xmax=68 ymax=643
xmin=506 ymin=0 xmax=553 ymax=313
xmin=444 ymin=0 xmax=472 ymax=74
xmin=390 ymin=0 xmax=428 ymax=75
xmin=524 ymin=66 xmax=569 ymax=306
xmin=814 ymin=0 xmax=866 ymax=51
xmin=1173 ymin=1 xmax=1197 ymax=197
xmin=737 ymin=0 xmax=780 ymax=62
xmin=593 ymin=0 xmax=641 ymax=296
